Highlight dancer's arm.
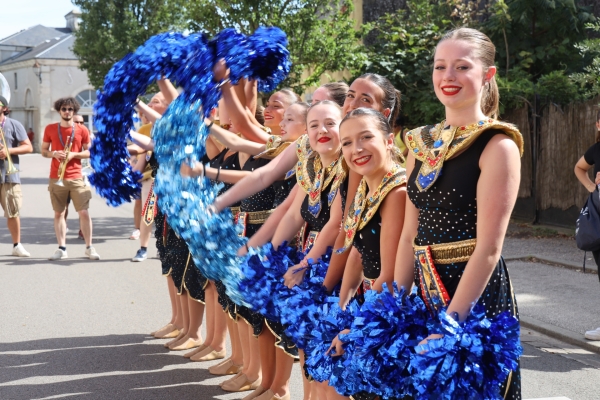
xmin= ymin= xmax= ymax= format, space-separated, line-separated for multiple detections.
xmin=445 ymin=135 xmax=520 ymax=321
xmin=213 ymin=144 xmax=297 ymax=212
xmin=242 ymin=185 xmax=298 ymax=253
xmin=135 ymin=100 xmax=161 ymax=123
xmin=270 ymin=188 xmax=308 ymax=249
xmin=157 ymin=78 xmax=179 ymax=104
xmin=394 ymin=153 xmax=419 ymax=290
xmin=133 ymin=153 xmax=147 ymax=173
xmin=129 ymin=131 xmax=154 ymax=151
xmin=284 ymin=191 xmax=345 ymax=288
xmin=372 ymin=186 xmax=406 ymax=292
xmin=214 ymin=60 xmax=270 ymax=143
xmin=127 ymin=143 xmax=146 ymax=156
xmin=208 ymin=122 xmax=265 ymax=156
xmin=337 ymin=248 xmax=364 ymax=309
xmin=323 ymin=170 xmax=362 ymax=291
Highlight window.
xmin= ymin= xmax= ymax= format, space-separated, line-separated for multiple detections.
xmin=76 ymin=89 xmax=97 ymax=108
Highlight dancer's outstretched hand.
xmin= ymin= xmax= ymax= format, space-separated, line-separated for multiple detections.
xmin=283 ymin=262 xmax=308 ymax=288
xmin=327 ymin=329 xmax=350 ymax=357
xmin=417 ymin=333 xmax=444 ymax=354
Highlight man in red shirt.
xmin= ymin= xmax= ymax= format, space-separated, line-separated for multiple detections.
xmin=41 ymin=97 xmax=100 ymax=260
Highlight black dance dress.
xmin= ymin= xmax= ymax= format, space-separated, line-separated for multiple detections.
xmin=235 ymin=155 xmax=274 ymax=336
xmin=210 ymin=148 xmax=242 ymax=319
xmin=406 ymin=124 xmax=523 ymax=400
xmin=152 ymin=153 xmax=208 ymax=302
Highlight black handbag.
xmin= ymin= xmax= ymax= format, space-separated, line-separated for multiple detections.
xmin=576 ymin=191 xmax=600 ymax=251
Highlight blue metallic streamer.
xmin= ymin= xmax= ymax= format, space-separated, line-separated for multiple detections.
xmin=410 ymin=305 xmax=522 ymax=400
xmin=91 ymin=27 xmax=291 ymax=206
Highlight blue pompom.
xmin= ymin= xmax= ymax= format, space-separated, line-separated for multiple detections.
xmin=410 ymin=305 xmax=522 ymax=400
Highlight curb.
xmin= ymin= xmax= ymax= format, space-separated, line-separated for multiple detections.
xmin=520 ymin=316 xmax=600 ymax=355
xmin=504 ymin=255 xmax=598 ymax=273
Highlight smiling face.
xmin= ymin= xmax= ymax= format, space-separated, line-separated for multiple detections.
xmin=306 ymin=103 xmax=343 ymax=159
xmin=433 ymin=39 xmax=495 ymax=117
xmin=264 ymin=91 xmax=290 ymax=128
xmin=343 ymin=78 xmax=388 ymax=116
xmin=340 ymin=115 xmax=392 ymax=178
xmin=279 ymin=103 xmax=306 ymax=141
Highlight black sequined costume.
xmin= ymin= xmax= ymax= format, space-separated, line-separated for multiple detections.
xmin=151 ymin=153 xmax=208 ymax=302
xmin=211 ymin=148 xmax=241 ymax=319
xmin=407 ymin=129 xmax=521 ymax=399
xmin=235 ymin=155 xmax=273 ymax=336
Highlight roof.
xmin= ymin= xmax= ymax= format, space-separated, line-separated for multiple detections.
xmin=0 ymin=25 xmax=72 ymax=47
xmin=0 ymin=35 xmax=77 ymax=65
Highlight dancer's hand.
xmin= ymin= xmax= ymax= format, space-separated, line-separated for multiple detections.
xmin=327 ymin=330 xmax=350 ymax=357
xmin=417 ymin=333 xmax=444 ymax=354
xmin=180 ymin=161 xmax=206 ymax=178
xmin=283 ymin=262 xmax=308 ymax=288
xmin=213 ymin=59 xmax=230 ymax=82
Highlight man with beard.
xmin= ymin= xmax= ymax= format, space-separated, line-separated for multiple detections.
xmin=42 ymin=97 xmax=100 ymax=260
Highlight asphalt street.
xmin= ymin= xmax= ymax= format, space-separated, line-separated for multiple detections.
xmin=0 ymin=154 xmax=599 ymax=400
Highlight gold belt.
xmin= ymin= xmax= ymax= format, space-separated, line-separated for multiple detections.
xmin=240 ymin=209 xmax=274 ymax=225
xmin=413 ymin=238 xmax=476 ymax=264
xmin=229 ymin=206 xmax=241 ymax=215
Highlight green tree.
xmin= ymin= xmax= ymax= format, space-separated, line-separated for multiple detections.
xmin=571 ymin=22 xmax=600 ymax=98
xmin=188 ymin=0 xmax=363 ymax=93
xmin=354 ymin=0 xmax=454 ymax=126
xmin=72 ymin=0 xmax=190 ymax=89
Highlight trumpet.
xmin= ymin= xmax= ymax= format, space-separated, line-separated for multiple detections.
xmin=55 ymin=136 xmax=73 ymax=187
xmin=0 ymin=123 xmax=19 ymax=175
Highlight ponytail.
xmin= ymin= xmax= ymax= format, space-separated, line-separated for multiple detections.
xmin=482 ymin=76 xmax=499 ymax=119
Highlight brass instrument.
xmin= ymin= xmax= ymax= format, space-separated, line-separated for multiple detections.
xmin=0 ymin=124 xmax=18 ymax=174
xmin=55 ymin=135 xmax=73 ymax=187
xmin=0 ymin=72 xmax=18 ymax=175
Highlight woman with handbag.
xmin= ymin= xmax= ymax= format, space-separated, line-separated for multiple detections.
xmin=574 ymin=109 xmax=600 ymax=341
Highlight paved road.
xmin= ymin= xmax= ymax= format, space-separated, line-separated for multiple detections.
xmin=0 ymin=155 xmax=599 ymax=400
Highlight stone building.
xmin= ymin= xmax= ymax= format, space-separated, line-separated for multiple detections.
xmin=0 ymin=10 xmax=96 ymax=152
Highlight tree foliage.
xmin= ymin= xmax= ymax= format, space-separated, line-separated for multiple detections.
xmin=187 ymin=0 xmax=363 ymax=93
xmin=73 ymin=0 xmax=362 ymax=94
xmin=72 ymin=0 xmax=189 ymax=89
xmin=355 ymin=0 xmax=598 ymax=126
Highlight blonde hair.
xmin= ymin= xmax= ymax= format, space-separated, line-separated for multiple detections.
xmin=437 ymin=27 xmax=499 ymax=119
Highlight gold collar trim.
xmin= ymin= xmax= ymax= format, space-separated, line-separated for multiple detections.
xmin=406 ymin=119 xmax=523 ymax=191
xmin=338 ymin=163 xmax=406 ymax=253
xmin=294 ymin=135 xmax=346 ymax=218
xmin=255 ymin=135 xmax=292 ymax=160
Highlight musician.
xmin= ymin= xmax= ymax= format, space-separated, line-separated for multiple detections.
xmin=41 ymin=97 xmax=100 ymax=260
xmin=0 ymin=94 xmax=32 ymax=257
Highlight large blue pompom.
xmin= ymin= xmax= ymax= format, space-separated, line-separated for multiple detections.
xmin=410 ymin=305 xmax=522 ymax=400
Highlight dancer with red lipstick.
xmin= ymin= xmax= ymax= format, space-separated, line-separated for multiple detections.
xmin=393 ymin=27 xmax=523 ymax=398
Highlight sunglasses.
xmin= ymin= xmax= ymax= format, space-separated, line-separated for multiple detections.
xmin=61 ymin=107 xmax=74 ymax=112
xmin=74 ymin=121 xmax=85 ymax=124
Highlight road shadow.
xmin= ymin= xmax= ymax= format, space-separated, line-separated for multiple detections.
xmin=0 ymin=334 xmax=242 ymax=400
xmin=0 ymin=217 xmax=136 ymax=246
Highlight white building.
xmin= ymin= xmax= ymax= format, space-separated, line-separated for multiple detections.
xmin=0 ymin=10 xmax=96 ymax=152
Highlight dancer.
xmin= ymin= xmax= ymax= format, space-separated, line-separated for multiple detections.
xmin=235 ymin=100 xmax=346 ymax=400
xmin=0 ymin=81 xmax=33 ymax=257
xmin=394 ymin=27 xmax=523 ymax=398
xmin=42 ymin=97 xmax=100 ymax=260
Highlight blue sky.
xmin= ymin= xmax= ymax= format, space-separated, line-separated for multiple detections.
xmin=1 ymin=0 xmax=78 ymax=40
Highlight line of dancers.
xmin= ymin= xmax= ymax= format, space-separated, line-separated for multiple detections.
xmin=127 ymin=27 xmax=523 ymax=400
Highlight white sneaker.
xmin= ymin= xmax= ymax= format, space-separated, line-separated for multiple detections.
xmin=584 ymin=327 xmax=600 ymax=341
xmin=85 ymin=246 xmax=100 ymax=260
xmin=12 ymin=243 xmax=31 ymax=257
xmin=129 ymin=229 xmax=140 ymax=240
xmin=49 ymin=248 xmax=68 ymax=260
